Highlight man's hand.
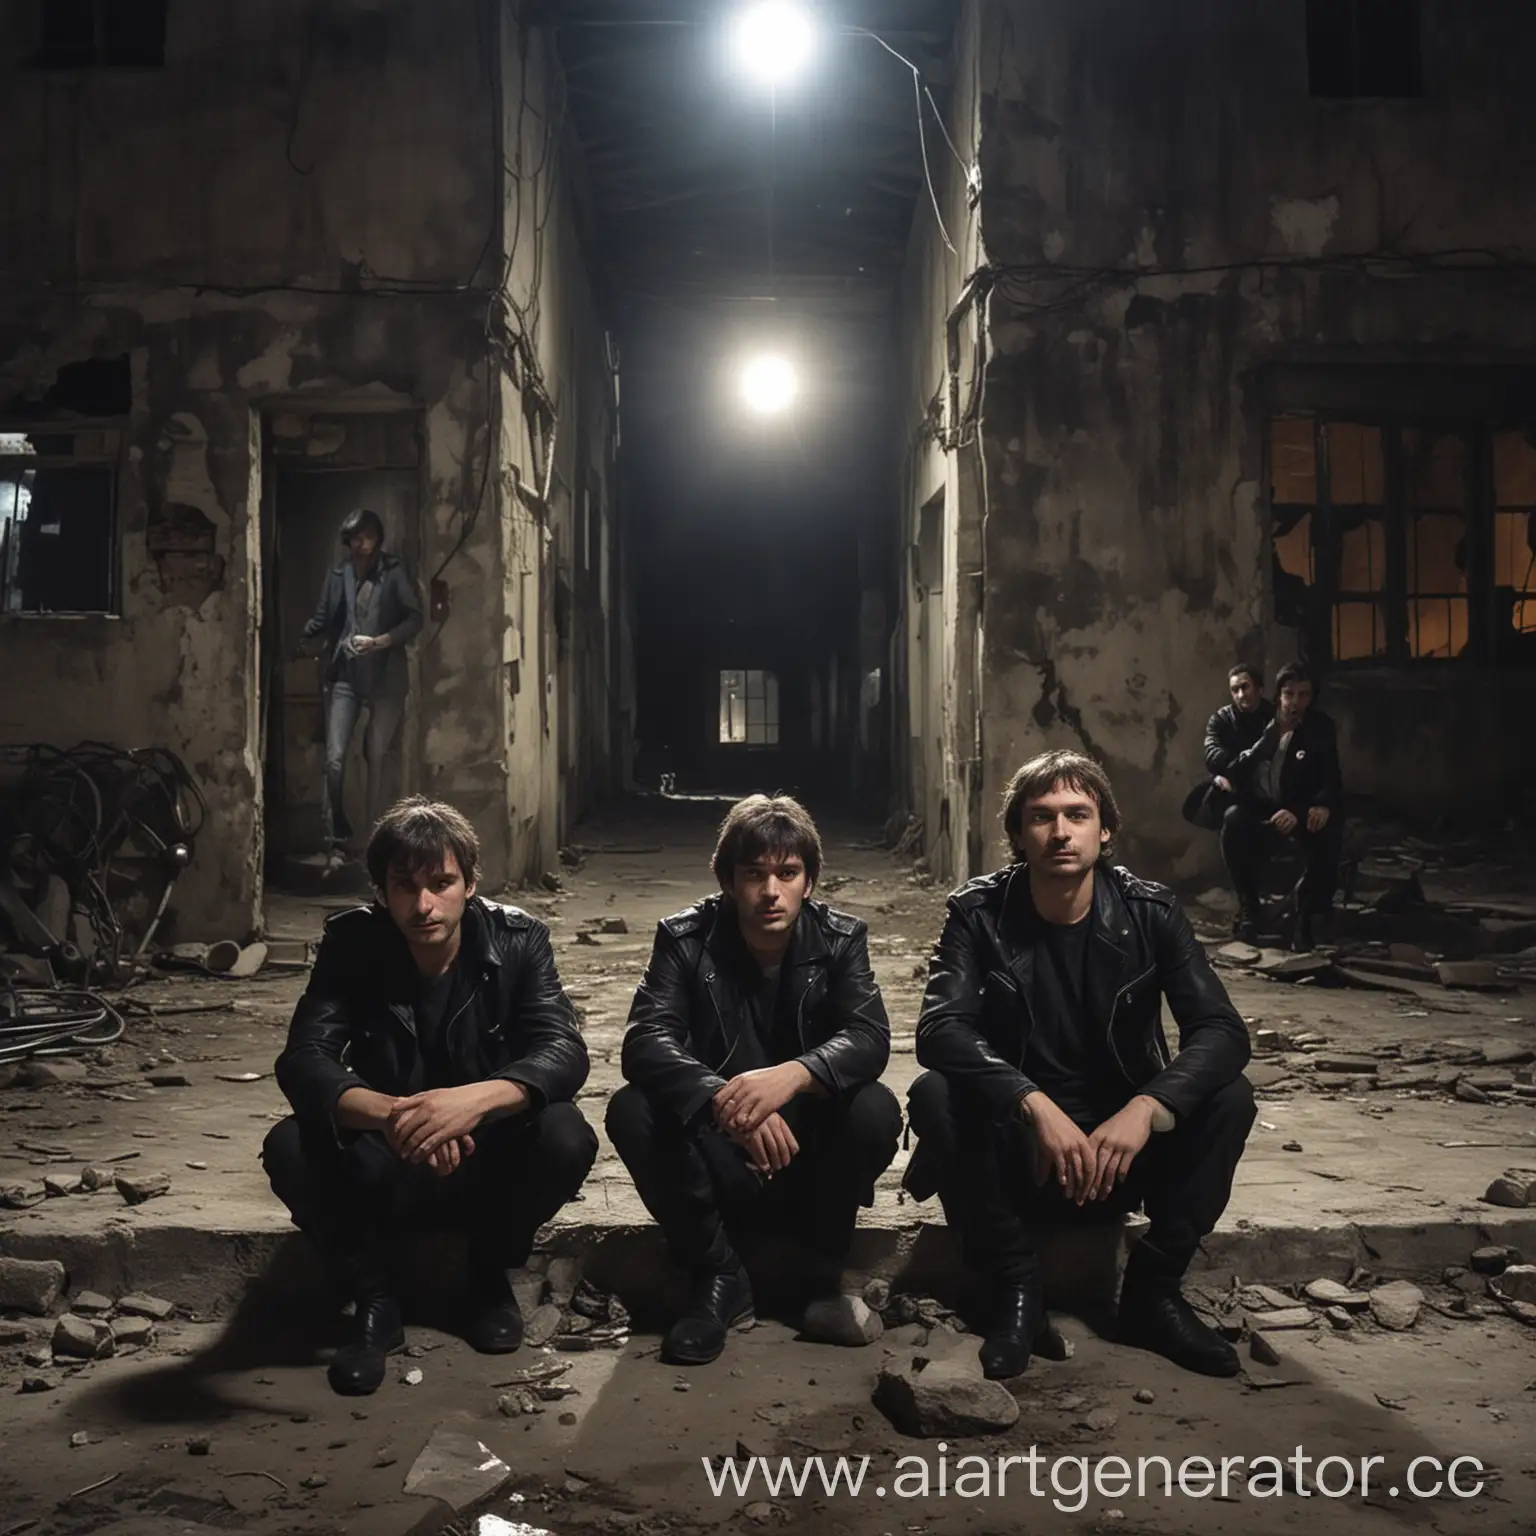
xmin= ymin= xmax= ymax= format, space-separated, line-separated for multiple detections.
xmin=1269 ymin=808 xmax=1299 ymax=836
xmin=1085 ymin=1097 xmax=1158 ymax=1202
xmin=1306 ymin=805 xmax=1330 ymax=833
xmin=389 ymin=1083 xmax=525 ymax=1163
xmin=1022 ymin=1091 xmax=1095 ymax=1204
xmin=733 ymin=1111 xmax=799 ymax=1175
xmin=1213 ymin=775 xmax=1233 ymax=793
xmin=713 ymin=1063 xmax=812 ymax=1136
xmin=425 ymin=1135 xmax=476 ymax=1178
xmin=350 ymin=634 xmax=382 ymax=656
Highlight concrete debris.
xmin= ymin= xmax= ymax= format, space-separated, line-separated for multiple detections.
xmin=403 ymin=1415 xmax=513 ymax=1510
xmin=1218 ymin=942 xmax=1262 ymax=965
xmin=1368 ymin=1281 xmax=1425 ymax=1331
xmin=1133 ymin=1388 xmax=1155 ymax=1403
xmin=1249 ymin=1331 xmax=1281 ymax=1366
xmin=473 ymin=1517 xmax=553 ymax=1536
xmin=117 ymin=1292 xmax=175 ymax=1319
xmin=498 ymin=1388 xmax=543 ymax=1417
xmin=0 ymin=1256 xmax=66 ymax=1315
xmin=115 ymin=1170 xmax=172 ymax=1204
xmin=882 ymin=1294 xmax=922 ymax=1327
xmin=1491 ymin=1265 xmax=1536 ymax=1306
xmin=1435 ymin=960 xmax=1502 ymax=989
xmin=1456 ymin=1082 xmax=1491 ymax=1104
xmin=53 ymin=1313 xmax=112 ymax=1359
xmin=599 ymin=916 xmax=628 ymax=935
xmin=1244 ymin=1307 xmax=1316 ymax=1331
xmin=1303 ymin=1279 xmax=1370 ymax=1307
xmin=401 ymin=1367 xmax=424 ymax=1385
xmin=512 ymin=1274 xmax=546 ymax=1314
xmin=70 ymin=1289 xmax=113 ymax=1313
xmin=1238 ymin=1284 xmax=1295 ymax=1311
xmin=1309 ymin=1054 xmax=1380 ymax=1074
xmin=873 ymin=1358 xmax=1020 ymax=1437
xmin=1325 ymin=1307 xmax=1354 ymax=1330
xmin=79 ymin=1165 xmax=117 ymax=1191
xmin=862 ymin=1278 xmax=892 ymax=1312
xmin=43 ymin=1173 xmax=82 ymax=1197
xmin=523 ymin=1305 xmax=562 ymax=1348
xmin=20 ymin=1375 xmax=55 ymax=1393
xmin=1483 ymin=1171 xmax=1536 ymax=1208
xmin=0 ymin=1320 xmax=35 ymax=1343
xmin=0 ymin=1182 xmax=45 ymax=1209
xmin=545 ymin=1256 xmax=581 ymax=1305
xmin=1034 ymin=1318 xmax=1074 ymax=1361
xmin=802 ymin=1295 xmax=883 ymax=1347
xmin=1469 ymin=1246 xmax=1522 ymax=1275
xmin=111 ymin=1314 xmax=156 ymax=1347
xmin=1078 ymin=1407 xmax=1119 ymax=1433
xmin=69 ymin=1429 xmax=91 ymax=1447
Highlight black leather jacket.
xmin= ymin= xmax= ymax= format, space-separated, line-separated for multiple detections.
xmin=621 ymin=894 xmax=890 ymax=1124
xmin=1230 ymin=707 xmax=1343 ymax=816
xmin=275 ymin=897 xmax=588 ymax=1136
xmin=915 ymin=863 xmax=1249 ymax=1122
xmin=1204 ymin=698 xmax=1274 ymax=777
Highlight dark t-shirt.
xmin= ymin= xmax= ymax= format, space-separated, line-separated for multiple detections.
xmin=1024 ymin=915 xmax=1121 ymax=1127
xmin=412 ymin=963 xmax=459 ymax=1089
xmin=735 ymin=960 xmax=801 ymax=1072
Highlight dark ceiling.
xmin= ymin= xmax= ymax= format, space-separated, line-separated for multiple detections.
xmin=546 ymin=0 xmax=961 ymax=305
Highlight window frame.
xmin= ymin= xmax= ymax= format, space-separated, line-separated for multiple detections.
xmin=1267 ymin=414 xmax=1536 ymax=669
xmin=0 ymin=428 xmax=124 ymax=619
xmin=718 ymin=668 xmax=781 ymax=748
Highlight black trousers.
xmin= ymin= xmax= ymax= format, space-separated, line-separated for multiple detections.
xmin=605 ymin=1082 xmax=903 ymax=1280
xmin=905 ymin=1070 xmax=1255 ymax=1288
xmin=262 ymin=1102 xmax=598 ymax=1282
xmin=1220 ymin=801 xmax=1343 ymax=916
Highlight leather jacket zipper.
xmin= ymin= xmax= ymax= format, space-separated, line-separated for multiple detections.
xmin=1105 ymin=964 xmax=1156 ymax=1082
xmin=706 ymin=971 xmax=741 ymax=1075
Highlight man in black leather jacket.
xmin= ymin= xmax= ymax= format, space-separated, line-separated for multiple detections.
xmin=905 ymin=751 xmax=1254 ymax=1382
xmin=608 ymin=794 xmax=902 ymax=1365
xmin=1182 ymin=664 xmax=1274 ymax=839
xmin=1221 ymin=660 xmax=1344 ymax=950
xmin=263 ymin=798 xmax=596 ymax=1395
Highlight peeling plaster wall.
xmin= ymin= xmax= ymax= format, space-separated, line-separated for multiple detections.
xmin=894 ymin=0 xmax=989 ymax=880
xmin=973 ymin=0 xmax=1536 ymax=874
xmin=0 ymin=2 xmax=616 ymax=932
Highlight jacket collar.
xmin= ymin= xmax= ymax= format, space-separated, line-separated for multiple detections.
xmin=703 ymin=895 xmax=829 ymax=977
xmin=369 ymin=896 xmax=497 ymax=987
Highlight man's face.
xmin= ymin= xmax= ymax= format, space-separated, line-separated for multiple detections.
xmin=1278 ymin=679 xmax=1313 ymax=725
xmin=1229 ymin=671 xmax=1260 ymax=712
xmin=347 ymin=529 xmax=380 ymax=563
xmin=1017 ymin=782 xmax=1109 ymax=875
xmin=383 ymin=851 xmax=474 ymax=955
xmin=729 ymin=849 xmax=812 ymax=947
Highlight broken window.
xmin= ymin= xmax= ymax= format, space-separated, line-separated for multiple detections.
xmin=1269 ymin=415 xmax=1536 ymax=667
xmin=0 ymin=431 xmax=119 ymax=615
xmin=35 ymin=0 xmax=166 ymax=68
xmin=719 ymin=669 xmax=780 ymax=746
xmin=1306 ymin=0 xmax=1423 ymax=98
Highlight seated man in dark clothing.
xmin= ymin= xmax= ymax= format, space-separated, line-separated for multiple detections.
xmin=263 ymin=798 xmax=597 ymax=1395
xmin=904 ymin=750 xmax=1254 ymax=1383
xmin=1183 ymin=664 xmax=1274 ymax=846
xmin=1220 ymin=659 xmax=1344 ymax=951
xmin=607 ymin=794 xmax=902 ymax=1366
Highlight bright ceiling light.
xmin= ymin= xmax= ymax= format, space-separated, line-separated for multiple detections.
xmin=740 ymin=354 xmax=798 ymax=415
xmin=729 ymin=3 xmax=816 ymax=88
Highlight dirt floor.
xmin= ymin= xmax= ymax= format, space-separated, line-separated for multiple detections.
xmin=2 ymin=796 xmax=1535 ymax=1536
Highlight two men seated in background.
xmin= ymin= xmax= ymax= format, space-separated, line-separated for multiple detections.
xmin=1187 ymin=660 xmax=1345 ymax=951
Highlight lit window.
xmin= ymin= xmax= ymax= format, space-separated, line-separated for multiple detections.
xmin=1 ymin=431 xmax=119 ymax=615
xmin=719 ymin=669 xmax=780 ymax=746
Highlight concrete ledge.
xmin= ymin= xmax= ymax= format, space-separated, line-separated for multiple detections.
xmin=5 ymin=1208 xmax=1533 ymax=1322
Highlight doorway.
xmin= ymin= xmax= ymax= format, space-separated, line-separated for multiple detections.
xmin=260 ymin=429 xmax=421 ymax=871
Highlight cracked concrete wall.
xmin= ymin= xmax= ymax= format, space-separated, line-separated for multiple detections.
xmin=970 ymin=0 xmax=1536 ymax=874
xmin=0 ymin=2 xmax=615 ymax=932
xmin=894 ymin=0 xmax=989 ymax=881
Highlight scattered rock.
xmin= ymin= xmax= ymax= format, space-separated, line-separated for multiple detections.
xmin=872 ymin=1359 xmax=1020 ymax=1437
xmin=1281 ymin=1141 xmax=1304 ymax=1153
xmin=743 ymin=1502 xmax=777 ymax=1524
xmin=1456 ymin=1082 xmax=1491 ymax=1104
xmin=20 ymin=1375 xmax=55 ymax=1393
xmin=1368 ymin=1281 xmax=1425 ymax=1331
xmin=1245 ymin=1063 xmax=1295 ymax=1090
xmin=79 ymin=1165 xmax=117 ymax=1192
xmin=1304 ymin=1279 xmax=1370 ymax=1308
xmin=545 ymin=1257 xmax=581 ymax=1306
xmin=71 ymin=1290 xmax=113 ymax=1314
xmin=862 ymin=1279 xmax=891 ymax=1312
xmin=0 ymin=1257 xmax=67 ymax=1315
xmin=1249 ymin=1331 xmax=1281 ymax=1366
xmin=1245 ymin=1307 xmax=1316 ymax=1331
xmin=1132 ymin=1388 xmax=1155 ymax=1404
xmin=499 ymin=1388 xmax=542 ymax=1418
xmin=403 ymin=1414 xmax=513 ymax=1510
xmin=1462 ymin=1070 xmax=1515 ymax=1093
xmin=599 ymin=917 xmax=628 ymax=935
xmin=52 ymin=1314 xmax=111 ymax=1360
xmin=116 ymin=1292 xmax=175 ymax=1320
xmin=0 ymin=1183 xmax=45 ymax=1210
xmin=401 ymin=1367 xmax=424 ymax=1386
xmin=1483 ymin=1173 xmax=1534 ymax=1209
xmin=300 ymin=1474 xmax=328 ymax=1490
xmin=1325 ymin=1307 xmax=1353 ymax=1330
xmin=43 ymin=1173 xmax=82 ymax=1197
xmin=511 ymin=1274 xmax=546 ymax=1314
xmin=146 ymin=1072 xmax=191 ymax=1088
xmin=115 ymin=1170 xmax=172 ymax=1205
xmin=881 ymin=1294 xmax=921 ymax=1327
xmin=802 ymin=1295 xmax=883 ymax=1347
xmin=1491 ymin=1265 xmax=1536 ymax=1306
xmin=524 ymin=1305 xmax=563 ymax=1348
xmin=111 ymin=1315 xmax=156 ymax=1348
xmin=1239 ymin=1284 xmax=1295 ymax=1311
xmin=1310 ymin=1054 xmax=1380 ymax=1074
xmin=1436 ymin=960 xmax=1502 ymax=989
xmin=0 ymin=1320 xmax=34 ymax=1344
xmin=1034 ymin=1318 xmax=1074 ymax=1362
xmin=1254 ymin=1028 xmax=1295 ymax=1052
xmin=1482 ymin=1041 xmax=1535 ymax=1066
xmin=1078 ymin=1407 xmax=1118 ymax=1433
xmin=70 ymin=1430 xmax=91 ymax=1448
xmin=1469 ymin=1246 xmax=1521 ymax=1276
xmin=18 ymin=1059 xmax=87 ymax=1087
xmin=1218 ymin=942 xmax=1262 ymax=965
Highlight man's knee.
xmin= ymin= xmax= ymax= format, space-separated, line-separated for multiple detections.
xmin=604 ymin=1083 xmax=657 ymax=1163
xmin=261 ymin=1116 xmax=307 ymax=1202
xmin=535 ymin=1101 xmax=599 ymax=1186
xmin=905 ymin=1069 xmax=953 ymax=1140
xmin=1200 ymin=1077 xmax=1257 ymax=1140
xmin=1221 ymin=803 xmax=1248 ymax=834
xmin=841 ymin=1081 xmax=904 ymax=1163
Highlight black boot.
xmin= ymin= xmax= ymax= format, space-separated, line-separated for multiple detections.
xmin=978 ymin=1272 xmax=1044 ymax=1381
xmin=662 ymin=1264 xmax=754 ymax=1366
xmin=1233 ymin=902 xmax=1260 ymax=944
xmin=328 ymin=1294 xmax=405 ymax=1395
xmin=1292 ymin=909 xmax=1332 ymax=954
xmin=464 ymin=1261 xmax=524 ymax=1355
xmin=1118 ymin=1272 xmax=1238 ymax=1378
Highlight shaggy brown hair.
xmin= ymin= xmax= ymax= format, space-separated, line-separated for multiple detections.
xmin=711 ymin=794 xmax=823 ymax=890
xmin=367 ymin=797 xmax=481 ymax=890
xmin=1001 ymin=750 xmax=1122 ymax=861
